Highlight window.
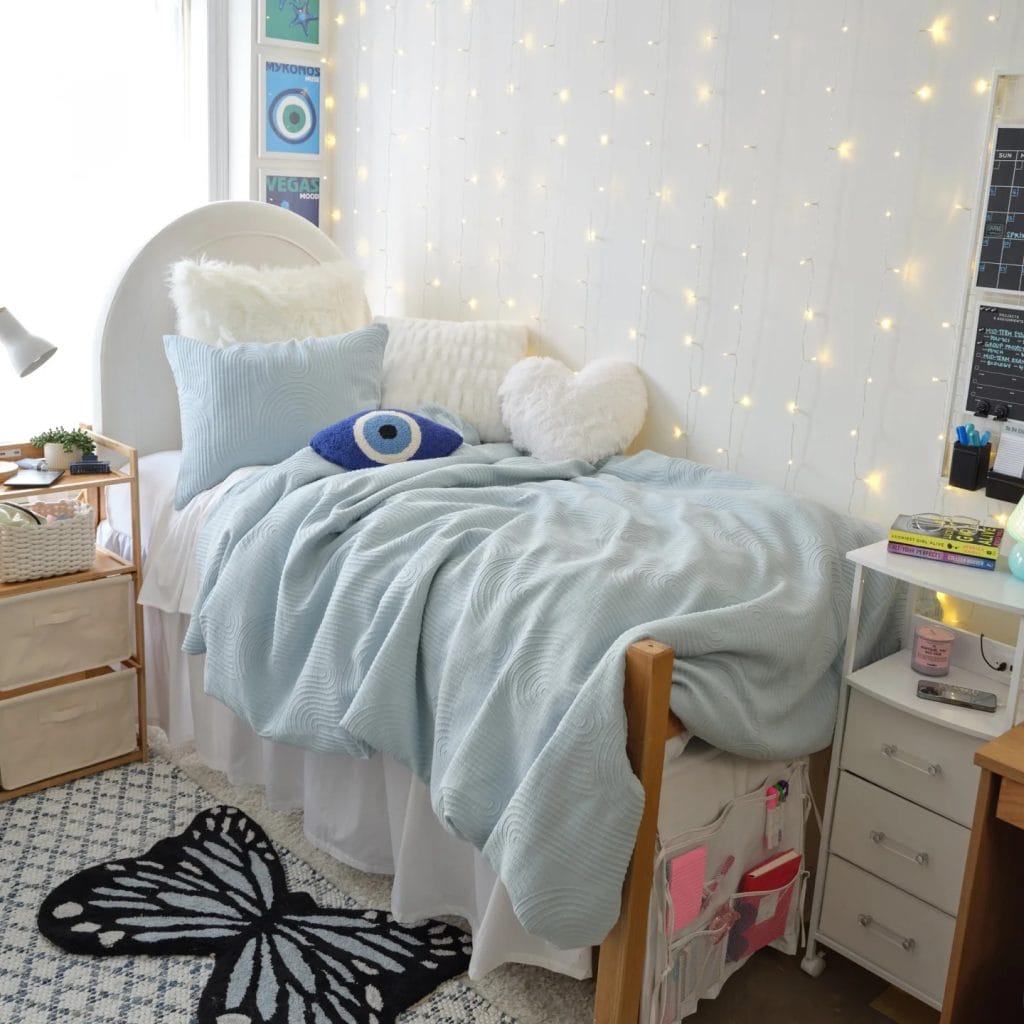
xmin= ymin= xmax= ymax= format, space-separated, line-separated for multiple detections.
xmin=0 ymin=0 xmax=206 ymax=439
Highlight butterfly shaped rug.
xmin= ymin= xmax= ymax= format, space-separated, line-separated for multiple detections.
xmin=38 ymin=805 xmax=472 ymax=1024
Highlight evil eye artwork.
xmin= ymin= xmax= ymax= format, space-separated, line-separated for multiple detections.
xmin=268 ymin=87 xmax=317 ymax=145
xmin=311 ymin=409 xmax=463 ymax=470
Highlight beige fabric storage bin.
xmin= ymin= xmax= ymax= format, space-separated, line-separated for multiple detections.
xmin=0 ymin=667 xmax=138 ymax=790
xmin=0 ymin=575 xmax=132 ymax=691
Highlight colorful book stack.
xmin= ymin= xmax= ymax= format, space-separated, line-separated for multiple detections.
xmin=887 ymin=514 xmax=1003 ymax=571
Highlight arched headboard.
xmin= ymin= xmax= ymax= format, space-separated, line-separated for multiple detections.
xmin=95 ymin=201 xmax=344 ymax=456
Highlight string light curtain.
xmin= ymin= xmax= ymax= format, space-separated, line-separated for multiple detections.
xmin=333 ymin=0 xmax=1024 ymax=525
xmin=0 ymin=0 xmax=205 ymax=439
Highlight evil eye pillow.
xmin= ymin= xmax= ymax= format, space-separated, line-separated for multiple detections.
xmin=311 ymin=409 xmax=463 ymax=470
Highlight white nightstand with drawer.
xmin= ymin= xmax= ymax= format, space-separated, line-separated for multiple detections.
xmin=0 ymin=430 xmax=146 ymax=800
xmin=802 ymin=539 xmax=1024 ymax=1010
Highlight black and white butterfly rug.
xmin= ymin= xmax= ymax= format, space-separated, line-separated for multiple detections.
xmin=38 ymin=804 xmax=471 ymax=1024
xmin=0 ymin=753 xmax=516 ymax=1023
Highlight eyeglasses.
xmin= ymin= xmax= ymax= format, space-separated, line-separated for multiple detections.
xmin=909 ymin=513 xmax=980 ymax=534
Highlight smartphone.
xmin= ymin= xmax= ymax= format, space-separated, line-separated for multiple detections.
xmin=916 ymin=680 xmax=997 ymax=713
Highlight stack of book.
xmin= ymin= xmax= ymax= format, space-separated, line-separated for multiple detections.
xmin=887 ymin=514 xmax=1003 ymax=571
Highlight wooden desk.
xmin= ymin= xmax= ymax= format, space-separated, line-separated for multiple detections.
xmin=941 ymin=724 xmax=1024 ymax=1022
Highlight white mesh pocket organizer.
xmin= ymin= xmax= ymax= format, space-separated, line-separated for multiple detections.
xmin=643 ymin=761 xmax=810 ymax=1024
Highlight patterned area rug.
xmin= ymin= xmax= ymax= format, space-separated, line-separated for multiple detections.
xmin=0 ymin=753 xmax=518 ymax=1024
xmin=39 ymin=805 xmax=472 ymax=1024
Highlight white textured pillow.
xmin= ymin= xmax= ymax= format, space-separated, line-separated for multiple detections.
xmin=379 ymin=317 xmax=529 ymax=443
xmin=169 ymin=258 xmax=370 ymax=345
xmin=499 ymin=357 xmax=648 ymax=462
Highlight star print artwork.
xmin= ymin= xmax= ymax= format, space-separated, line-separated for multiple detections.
xmin=264 ymin=0 xmax=320 ymax=47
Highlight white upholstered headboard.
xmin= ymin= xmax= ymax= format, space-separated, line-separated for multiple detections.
xmin=95 ymin=201 xmax=344 ymax=456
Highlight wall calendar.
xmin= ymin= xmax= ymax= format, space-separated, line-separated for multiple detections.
xmin=977 ymin=125 xmax=1024 ymax=294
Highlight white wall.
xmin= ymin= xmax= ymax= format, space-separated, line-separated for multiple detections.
xmin=331 ymin=0 xmax=1024 ymax=525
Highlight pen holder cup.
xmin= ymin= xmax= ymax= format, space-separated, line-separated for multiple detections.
xmin=949 ymin=442 xmax=991 ymax=491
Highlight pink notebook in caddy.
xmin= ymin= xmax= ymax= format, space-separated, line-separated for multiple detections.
xmin=668 ymin=847 xmax=707 ymax=932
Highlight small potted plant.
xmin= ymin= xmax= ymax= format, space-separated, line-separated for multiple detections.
xmin=29 ymin=426 xmax=96 ymax=471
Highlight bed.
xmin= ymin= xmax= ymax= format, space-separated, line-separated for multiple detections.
xmin=93 ymin=200 xmax=902 ymax=1023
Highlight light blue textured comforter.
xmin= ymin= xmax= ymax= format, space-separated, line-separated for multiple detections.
xmin=183 ymin=445 xmax=901 ymax=947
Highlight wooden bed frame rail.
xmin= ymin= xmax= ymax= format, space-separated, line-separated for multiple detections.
xmin=594 ymin=639 xmax=675 ymax=1024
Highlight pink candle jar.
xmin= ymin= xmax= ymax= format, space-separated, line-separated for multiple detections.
xmin=911 ymin=625 xmax=955 ymax=677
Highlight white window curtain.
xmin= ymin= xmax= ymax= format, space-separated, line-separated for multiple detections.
xmin=0 ymin=0 xmax=206 ymax=440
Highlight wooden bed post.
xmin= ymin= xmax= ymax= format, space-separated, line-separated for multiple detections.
xmin=594 ymin=639 xmax=674 ymax=1024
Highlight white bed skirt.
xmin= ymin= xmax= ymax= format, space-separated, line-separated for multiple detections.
xmin=145 ymin=606 xmax=593 ymax=980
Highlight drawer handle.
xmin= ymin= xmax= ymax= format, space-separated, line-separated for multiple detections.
xmin=34 ymin=609 xmax=88 ymax=627
xmin=857 ymin=913 xmax=917 ymax=952
xmin=881 ymin=743 xmax=942 ymax=777
xmin=869 ymin=830 xmax=930 ymax=866
xmin=40 ymin=703 xmax=97 ymax=724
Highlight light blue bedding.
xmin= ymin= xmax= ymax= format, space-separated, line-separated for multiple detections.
xmin=183 ymin=445 xmax=901 ymax=947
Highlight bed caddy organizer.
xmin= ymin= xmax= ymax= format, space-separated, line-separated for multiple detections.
xmin=640 ymin=759 xmax=810 ymax=1023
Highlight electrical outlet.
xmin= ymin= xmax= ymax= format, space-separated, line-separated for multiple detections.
xmin=0 ymin=448 xmax=22 ymax=458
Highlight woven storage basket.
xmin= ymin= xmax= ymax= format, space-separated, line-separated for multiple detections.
xmin=0 ymin=501 xmax=95 ymax=583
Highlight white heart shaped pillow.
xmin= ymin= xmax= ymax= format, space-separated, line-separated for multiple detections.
xmin=498 ymin=356 xmax=648 ymax=462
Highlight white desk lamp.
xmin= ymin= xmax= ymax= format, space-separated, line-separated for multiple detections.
xmin=0 ymin=307 xmax=57 ymax=377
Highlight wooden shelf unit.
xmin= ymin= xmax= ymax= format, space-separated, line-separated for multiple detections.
xmin=0 ymin=429 xmax=147 ymax=802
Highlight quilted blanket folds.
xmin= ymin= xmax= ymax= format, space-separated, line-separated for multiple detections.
xmin=184 ymin=445 xmax=901 ymax=948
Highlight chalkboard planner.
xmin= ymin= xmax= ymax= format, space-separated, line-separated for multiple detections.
xmin=977 ymin=126 xmax=1024 ymax=294
xmin=967 ymin=304 xmax=1024 ymax=421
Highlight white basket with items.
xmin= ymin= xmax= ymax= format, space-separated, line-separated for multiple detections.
xmin=0 ymin=499 xmax=95 ymax=583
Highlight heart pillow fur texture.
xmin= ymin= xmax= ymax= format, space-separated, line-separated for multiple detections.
xmin=499 ymin=357 xmax=648 ymax=462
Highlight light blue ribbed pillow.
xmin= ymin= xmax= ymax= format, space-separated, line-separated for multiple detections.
xmin=163 ymin=325 xmax=388 ymax=508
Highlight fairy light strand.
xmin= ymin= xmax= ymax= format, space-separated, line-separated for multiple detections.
xmin=579 ymin=0 xmax=615 ymax=361
xmin=379 ymin=4 xmax=399 ymax=306
xmin=846 ymin=12 xmax=937 ymax=513
xmin=720 ymin=0 xmax=777 ymax=470
xmin=419 ymin=1 xmax=441 ymax=312
xmin=680 ymin=1 xmax=729 ymax=453
xmin=632 ymin=0 xmax=673 ymax=368
xmin=782 ymin=1 xmax=851 ymax=492
xmin=533 ymin=0 xmax=573 ymax=328
xmin=488 ymin=0 xmax=522 ymax=321
xmin=454 ymin=2 xmax=477 ymax=309
xmin=350 ymin=0 xmax=368 ymax=266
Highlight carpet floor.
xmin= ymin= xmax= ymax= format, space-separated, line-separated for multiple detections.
xmin=0 ymin=746 xmax=519 ymax=1024
xmin=1 ymin=735 xmax=920 ymax=1024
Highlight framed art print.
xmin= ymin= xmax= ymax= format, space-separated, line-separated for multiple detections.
xmin=261 ymin=58 xmax=322 ymax=158
xmin=259 ymin=0 xmax=322 ymax=49
xmin=260 ymin=169 xmax=325 ymax=229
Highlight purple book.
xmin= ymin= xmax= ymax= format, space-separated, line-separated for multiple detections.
xmin=887 ymin=541 xmax=996 ymax=571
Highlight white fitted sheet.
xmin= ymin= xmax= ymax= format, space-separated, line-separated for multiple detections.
xmin=130 ymin=453 xmax=797 ymax=981
xmin=103 ymin=451 xmax=262 ymax=614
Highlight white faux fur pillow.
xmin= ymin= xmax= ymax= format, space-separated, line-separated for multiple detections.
xmin=498 ymin=357 xmax=648 ymax=462
xmin=169 ymin=258 xmax=371 ymax=345
xmin=379 ymin=317 xmax=529 ymax=443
